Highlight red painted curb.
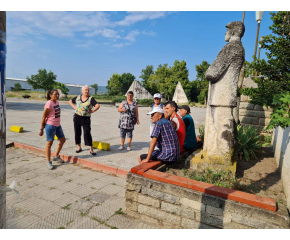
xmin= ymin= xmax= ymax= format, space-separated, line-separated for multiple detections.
xmin=13 ymin=142 xmax=129 ymax=178
xmin=142 ymin=169 xmax=277 ymax=212
xmin=131 ymin=161 xmax=163 ymax=175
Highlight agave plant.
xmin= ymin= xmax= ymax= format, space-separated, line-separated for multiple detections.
xmin=237 ymin=125 xmax=264 ymax=161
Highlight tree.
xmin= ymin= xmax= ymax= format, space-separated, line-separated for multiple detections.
xmin=91 ymin=84 xmax=98 ymax=95
xmin=147 ymin=60 xmax=190 ymax=100
xmin=139 ymin=65 xmax=155 ymax=94
xmin=120 ymin=73 xmax=135 ymax=94
xmin=27 ymin=69 xmax=57 ymax=94
xmin=243 ymin=11 xmax=290 ymax=106
xmin=13 ymin=83 xmax=21 ymax=92
xmin=54 ymin=81 xmax=69 ymax=95
xmin=107 ymin=73 xmax=122 ymax=96
xmin=189 ymin=61 xmax=210 ymax=103
xmin=244 ymin=60 xmax=253 ymax=78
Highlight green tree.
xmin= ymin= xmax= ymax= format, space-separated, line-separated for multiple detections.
xmin=120 ymin=73 xmax=135 ymax=94
xmin=189 ymin=61 xmax=210 ymax=103
xmin=54 ymin=81 xmax=69 ymax=95
xmin=27 ymin=69 xmax=57 ymax=94
xmin=243 ymin=11 xmax=290 ymax=106
xmin=91 ymin=84 xmax=98 ymax=94
xmin=147 ymin=60 xmax=190 ymax=100
xmin=107 ymin=73 xmax=122 ymax=96
xmin=148 ymin=63 xmax=172 ymax=100
xmin=244 ymin=60 xmax=253 ymax=78
xmin=139 ymin=65 xmax=155 ymax=94
xmin=13 ymin=83 xmax=21 ymax=92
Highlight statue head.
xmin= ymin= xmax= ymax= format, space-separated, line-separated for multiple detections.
xmin=225 ymin=21 xmax=245 ymax=42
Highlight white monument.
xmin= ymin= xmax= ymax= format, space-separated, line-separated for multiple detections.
xmin=125 ymin=80 xmax=153 ymax=100
xmin=172 ymin=81 xmax=188 ymax=104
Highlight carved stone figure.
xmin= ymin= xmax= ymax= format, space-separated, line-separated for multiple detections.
xmin=189 ymin=21 xmax=245 ymax=173
xmin=172 ymin=81 xmax=188 ymax=104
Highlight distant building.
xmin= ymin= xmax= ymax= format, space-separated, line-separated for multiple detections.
xmin=6 ymin=77 xmax=95 ymax=95
xmin=125 ymin=80 xmax=153 ymax=100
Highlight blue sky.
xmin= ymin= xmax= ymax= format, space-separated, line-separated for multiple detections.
xmin=6 ymin=11 xmax=275 ymax=86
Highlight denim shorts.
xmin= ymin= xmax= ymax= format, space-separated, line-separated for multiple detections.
xmin=45 ymin=124 xmax=65 ymax=142
xmin=120 ymin=128 xmax=133 ymax=139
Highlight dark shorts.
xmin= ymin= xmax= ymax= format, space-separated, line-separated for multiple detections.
xmin=139 ymin=153 xmax=175 ymax=164
xmin=120 ymin=128 xmax=133 ymax=138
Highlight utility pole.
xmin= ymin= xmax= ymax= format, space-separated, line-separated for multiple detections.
xmin=0 ymin=11 xmax=6 ymax=229
xmin=252 ymin=11 xmax=264 ymax=75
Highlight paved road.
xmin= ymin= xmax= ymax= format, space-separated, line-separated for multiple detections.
xmin=6 ymin=98 xmax=206 ymax=171
xmin=6 ymin=147 xmax=155 ymax=229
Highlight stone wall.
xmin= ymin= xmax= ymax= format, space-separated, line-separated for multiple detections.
xmin=125 ymin=172 xmax=289 ymax=229
xmin=239 ymin=94 xmax=273 ymax=134
xmin=272 ymin=126 xmax=290 ymax=210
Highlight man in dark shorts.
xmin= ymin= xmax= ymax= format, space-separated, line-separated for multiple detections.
xmin=138 ymin=107 xmax=180 ymax=164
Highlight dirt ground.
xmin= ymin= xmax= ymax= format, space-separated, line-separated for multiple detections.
xmin=164 ymin=147 xmax=288 ymax=210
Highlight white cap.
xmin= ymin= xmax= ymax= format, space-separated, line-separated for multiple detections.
xmin=153 ymin=93 xmax=161 ymax=99
xmin=147 ymin=107 xmax=164 ymax=115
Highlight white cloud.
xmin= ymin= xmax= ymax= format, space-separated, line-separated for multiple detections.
xmin=124 ymin=30 xmax=140 ymax=42
xmin=142 ymin=30 xmax=156 ymax=36
xmin=114 ymin=11 xmax=167 ymax=26
xmin=84 ymin=29 xmax=121 ymax=39
xmin=112 ymin=42 xmax=131 ymax=48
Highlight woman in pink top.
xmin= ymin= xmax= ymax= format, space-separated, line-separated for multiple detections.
xmin=39 ymin=89 xmax=66 ymax=170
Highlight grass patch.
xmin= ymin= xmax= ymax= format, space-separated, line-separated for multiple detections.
xmin=57 ymin=227 xmax=65 ymax=229
xmin=62 ymin=204 xmax=71 ymax=210
xmin=114 ymin=208 xmax=125 ymax=215
xmin=80 ymin=212 xmax=88 ymax=217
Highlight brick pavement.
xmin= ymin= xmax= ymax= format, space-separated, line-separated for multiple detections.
xmin=6 ymin=147 xmax=156 ymax=229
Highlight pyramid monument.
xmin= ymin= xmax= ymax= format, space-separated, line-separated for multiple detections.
xmin=125 ymin=80 xmax=153 ymax=100
xmin=172 ymin=81 xmax=189 ymax=104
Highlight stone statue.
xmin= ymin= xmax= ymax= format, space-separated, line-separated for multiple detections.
xmin=189 ymin=21 xmax=245 ymax=173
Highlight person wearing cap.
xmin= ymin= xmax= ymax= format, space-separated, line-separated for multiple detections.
xmin=150 ymin=93 xmax=165 ymax=148
xmin=178 ymin=105 xmax=197 ymax=151
xmin=118 ymin=91 xmax=140 ymax=151
xmin=139 ymin=107 xmax=180 ymax=164
xmin=164 ymin=101 xmax=186 ymax=152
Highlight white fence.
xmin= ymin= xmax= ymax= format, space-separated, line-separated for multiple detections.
xmin=272 ymin=126 xmax=290 ymax=209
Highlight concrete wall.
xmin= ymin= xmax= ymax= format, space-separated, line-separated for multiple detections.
xmin=6 ymin=78 xmax=95 ymax=95
xmin=272 ymin=126 xmax=290 ymax=209
xmin=239 ymin=94 xmax=273 ymax=134
xmin=126 ymin=172 xmax=289 ymax=229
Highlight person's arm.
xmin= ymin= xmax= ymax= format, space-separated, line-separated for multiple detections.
xmin=135 ymin=105 xmax=140 ymax=125
xmin=143 ymin=137 xmax=158 ymax=163
xmin=183 ymin=118 xmax=190 ymax=128
xmin=69 ymin=97 xmax=77 ymax=110
xmin=90 ymin=97 xmax=100 ymax=113
xmin=39 ymin=108 xmax=50 ymax=136
xmin=118 ymin=102 xmax=126 ymax=113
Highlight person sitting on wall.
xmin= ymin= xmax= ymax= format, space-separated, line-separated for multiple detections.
xmin=139 ymin=107 xmax=180 ymax=164
xmin=164 ymin=101 xmax=186 ymax=152
xmin=178 ymin=105 xmax=197 ymax=151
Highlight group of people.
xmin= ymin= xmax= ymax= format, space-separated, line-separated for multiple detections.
xmin=39 ymin=87 xmax=197 ymax=170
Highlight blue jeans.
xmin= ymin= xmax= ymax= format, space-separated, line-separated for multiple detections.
xmin=45 ymin=124 xmax=65 ymax=142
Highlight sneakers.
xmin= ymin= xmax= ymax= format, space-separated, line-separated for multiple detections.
xmin=52 ymin=155 xmax=65 ymax=164
xmin=119 ymin=146 xmax=124 ymax=151
xmin=127 ymin=147 xmax=131 ymax=151
xmin=47 ymin=161 xmax=53 ymax=170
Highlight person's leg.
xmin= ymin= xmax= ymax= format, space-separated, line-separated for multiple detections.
xmin=74 ymin=115 xmax=82 ymax=151
xmin=119 ymin=128 xmax=125 ymax=150
xmin=82 ymin=117 xmax=94 ymax=153
xmin=127 ymin=130 xmax=133 ymax=149
xmin=55 ymin=126 xmax=66 ymax=157
xmin=45 ymin=141 xmax=53 ymax=162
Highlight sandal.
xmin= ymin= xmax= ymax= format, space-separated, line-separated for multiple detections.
xmin=90 ymin=152 xmax=96 ymax=156
xmin=76 ymin=149 xmax=82 ymax=153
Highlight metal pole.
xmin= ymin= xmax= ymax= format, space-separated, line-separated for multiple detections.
xmin=258 ymin=46 xmax=261 ymax=60
xmin=0 ymin=11 xmax=6 ymax=229
xmin=242 ymin=11 xmax=245 ymax=23
xmin=252 ymin=21 xmax=261 ymax=75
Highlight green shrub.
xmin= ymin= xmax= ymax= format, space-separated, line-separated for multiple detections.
xmin=198 ymin=125 xmax=204 ymax=143
xmin=13 ymin=83 xmax=22 ymax=92
xmin=22 ymin=94 xmax=31 ymax=99
xmin=137 ymin=99 xmax=154 ymax=106
xmin=237 ymin=125 xmax=266 ymax=161
xmin=112 ymin=96 xmax=126 ymax=103
xmin=92 ymin=94 xmax=114 ymax=100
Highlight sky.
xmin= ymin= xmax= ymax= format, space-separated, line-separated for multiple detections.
xmin=5 ymin=11 xmax=277 ymax=86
